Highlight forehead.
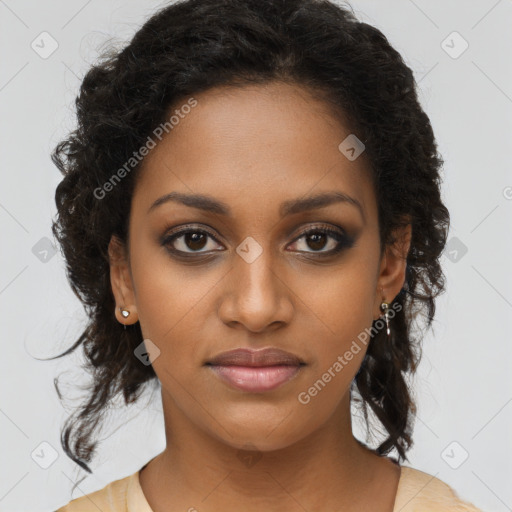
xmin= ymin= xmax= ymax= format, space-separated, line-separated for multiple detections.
xmin=131 ymin=82 xmax=375 ymax=224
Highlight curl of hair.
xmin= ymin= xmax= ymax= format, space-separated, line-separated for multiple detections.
xmin=49 ymin=0 xmax=449 ymax=474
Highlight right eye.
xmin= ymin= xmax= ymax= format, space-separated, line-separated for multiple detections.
xmin=162 ymin=226 xmax=224 ymax=255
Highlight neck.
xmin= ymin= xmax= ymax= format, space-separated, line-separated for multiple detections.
xmin=139 ymin=389 xmax=396 ymax=512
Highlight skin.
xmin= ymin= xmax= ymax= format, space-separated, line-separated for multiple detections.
xmin=108 ymin=81 xmax=411 ymax=512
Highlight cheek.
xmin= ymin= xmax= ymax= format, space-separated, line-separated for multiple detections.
xmin=304 ymin=276 xmax=372 ymax=330
xmin=291 ymin=259 xmax=377 ymax=395
xmin=293 ymin=259 xmax=376 ymax=340
xmin=129 ymin=245 xmax=225 ymax=371
xmin=130 ymin=233 xmax=185 ymax=312
xmin=293 ymin=294 xmax=371 ymax=423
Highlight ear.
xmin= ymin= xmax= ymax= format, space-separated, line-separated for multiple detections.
xmin=373 ymin=220 xmax=412 ymax=320
xmin=108 ymin=235 xmax=139 ymax=326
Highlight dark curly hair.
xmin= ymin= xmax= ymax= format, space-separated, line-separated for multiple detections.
xmin=48 ymin=0 xmax=450 ymax=476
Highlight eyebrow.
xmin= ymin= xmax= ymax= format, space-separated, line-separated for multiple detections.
xmin=147 ymin=191 xmax=365 ymax=221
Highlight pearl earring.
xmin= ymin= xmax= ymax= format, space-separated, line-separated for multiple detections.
xmin=380 ymin=301 xmax=391 ymax=337
xmin=120 ymin=307 xmax=130 ymax=318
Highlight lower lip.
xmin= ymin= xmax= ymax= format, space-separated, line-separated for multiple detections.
xmin=208 ymin=365 xmax=302 ymax=392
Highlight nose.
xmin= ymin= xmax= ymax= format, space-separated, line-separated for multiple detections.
xmin=217 ymin=248 xmax=294 ymax=333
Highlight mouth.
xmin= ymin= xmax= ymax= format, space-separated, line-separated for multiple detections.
xmin=205 ymin=347 xmax=306 ymax=393
xmin=207 ymin=364 xmax=303 ymax=392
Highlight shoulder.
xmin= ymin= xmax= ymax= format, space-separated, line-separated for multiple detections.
xmin=54 ymin=471 xmax=140 ymax=512
xmin=394 ymin=466 xmax=483 ymax=512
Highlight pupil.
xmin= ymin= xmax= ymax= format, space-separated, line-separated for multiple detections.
xmin=308 ymin=233 xmax=326 ymax=250
xmin=186 ymin=232 xmax=206 ymax=250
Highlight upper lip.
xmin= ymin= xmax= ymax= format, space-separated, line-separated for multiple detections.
xmin=206 ymin=347 xmax=305 ymax=367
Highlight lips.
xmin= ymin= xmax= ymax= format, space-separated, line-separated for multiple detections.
xmin=205 ymin=347 xmax=305 ymax=367
xmin=205 ymin=348 xmax=305 ymax=392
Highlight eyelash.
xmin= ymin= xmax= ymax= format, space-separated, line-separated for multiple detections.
xmin=161 ymin=223 xmax=354 ymax=258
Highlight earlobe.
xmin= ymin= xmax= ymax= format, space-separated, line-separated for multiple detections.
xmin=114 ymin=304 xmax=139 ymax=326
xmin=108 ymin=235 xmax=139 ymax=326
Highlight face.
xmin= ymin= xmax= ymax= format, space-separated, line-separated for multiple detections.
xmin=109 ymin=81 xmax=410 ymax=452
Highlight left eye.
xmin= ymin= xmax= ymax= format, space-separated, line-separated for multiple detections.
xmin=289 ymin=227 xmax=347 ymax=253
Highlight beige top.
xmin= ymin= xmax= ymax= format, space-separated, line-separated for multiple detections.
xmin=55 ymin=465 xmax=483 ymax=511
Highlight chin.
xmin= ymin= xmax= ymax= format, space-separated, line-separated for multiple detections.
xmin=208 ymin=415 xmax=312 ymax=454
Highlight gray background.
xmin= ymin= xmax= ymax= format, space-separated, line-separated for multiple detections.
xmin=1 ymin=1 xmax=511 ymax=511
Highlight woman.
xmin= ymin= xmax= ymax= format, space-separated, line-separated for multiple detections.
xmin=52 ymin=0 xmax=483 ymax=510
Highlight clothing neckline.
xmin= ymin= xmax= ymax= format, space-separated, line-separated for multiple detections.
xmin=132 ymin=459 xmax=407 ymax=512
